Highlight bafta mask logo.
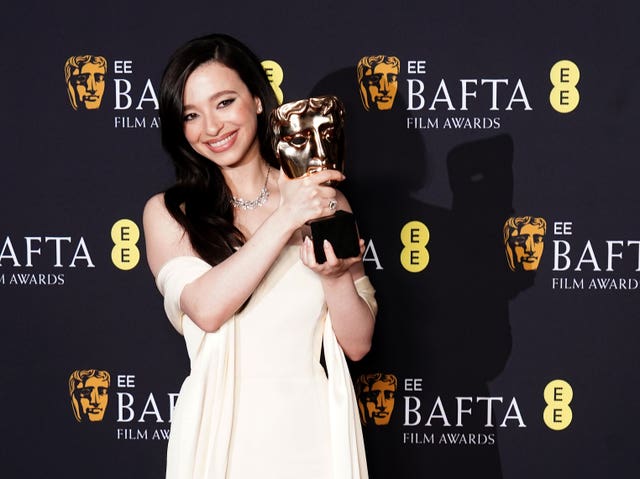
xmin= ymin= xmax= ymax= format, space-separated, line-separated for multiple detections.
xmin=357 ymin=55 xmax=400 ymax=111
xmin=69 ymin=369 xmax=111 ymax=422
xmin=356 ymin=373 xmax=397 ymax=426
xmin=503 ymin=216 xmax=547 ymax=271
xmin=64 ymin=55 xmax=107 ymax=110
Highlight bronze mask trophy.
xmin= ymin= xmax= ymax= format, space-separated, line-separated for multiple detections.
xmin=270 ymin=95 xmax=360 ymax=263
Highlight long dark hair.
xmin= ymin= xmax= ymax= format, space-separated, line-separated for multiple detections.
xmin=159 ymin=33 xmax=279 ymax=266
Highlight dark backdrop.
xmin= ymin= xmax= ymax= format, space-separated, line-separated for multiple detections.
xmin=2 ymin=1 xmax=638 ymax=478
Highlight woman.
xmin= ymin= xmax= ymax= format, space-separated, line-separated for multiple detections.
xmin=143 ymin=33 xmax=376 ymax=478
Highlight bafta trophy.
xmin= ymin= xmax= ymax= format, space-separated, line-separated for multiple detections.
xmin=270 ymin=95 xmax=360 ymax=263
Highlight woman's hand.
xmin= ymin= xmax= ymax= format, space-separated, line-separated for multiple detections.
xmin=277 ymin=169 xmax=344 ymax=230
xmin=300 ymin=236 xmax=365 ymax=280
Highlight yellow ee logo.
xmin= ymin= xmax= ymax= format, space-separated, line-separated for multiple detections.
xmin=400 ymin=221 xmax=430 ymax=272
xmin=111 ymin=219 xmax=140 ymax=270
xmin=550 ymin=60 xmax=580 ymax=113
xmin=543 ymin=379 xmax=573 ymax=430
xmin=262 ymin=60 xmax=284 ymax=105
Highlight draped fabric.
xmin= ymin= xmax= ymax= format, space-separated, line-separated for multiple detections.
xmin=156 ymin=253 xmax=376 ymax=478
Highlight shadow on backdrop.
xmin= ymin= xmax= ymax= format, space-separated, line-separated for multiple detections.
xmin=310 ymin=68 xmax=534 ymax=479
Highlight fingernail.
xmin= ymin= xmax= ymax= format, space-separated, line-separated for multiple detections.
xmin=323 ymin=239 xmax=330 ymax=248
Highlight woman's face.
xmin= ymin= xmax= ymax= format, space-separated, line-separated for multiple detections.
xmin=182 ymin=61 xmax=262 ymax=168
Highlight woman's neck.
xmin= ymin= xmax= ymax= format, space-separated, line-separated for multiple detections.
xmin=222 ymin=157 xmax=269 ymax=201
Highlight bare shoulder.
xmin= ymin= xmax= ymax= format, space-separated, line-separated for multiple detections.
xmin=143 ymin=193 xmax=195 ymax=277
xmin=143 ymin=193 xmax=167 ymax=220
xmin=143 ymin=193 xmax=178 ymax=236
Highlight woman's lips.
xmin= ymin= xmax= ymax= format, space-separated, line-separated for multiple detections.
xmin=206 ymin=130 xmax=238 ymax=153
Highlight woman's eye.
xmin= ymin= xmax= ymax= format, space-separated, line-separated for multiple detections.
xmin=183 ymin=112 xmax=197 ymax=122
xmin=218 ymin=98 xmax=235 ymax=108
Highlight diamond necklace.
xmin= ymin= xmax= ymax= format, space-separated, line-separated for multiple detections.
xmin=230 ymin=166 xmax=270 ymax=210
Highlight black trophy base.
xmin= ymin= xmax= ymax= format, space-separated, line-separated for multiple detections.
xmin=307 ymin=210 xmax=360 ymax=263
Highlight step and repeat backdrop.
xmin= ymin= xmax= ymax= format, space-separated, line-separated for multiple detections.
xmin=2 ymin=1 xmax=638 ymax=478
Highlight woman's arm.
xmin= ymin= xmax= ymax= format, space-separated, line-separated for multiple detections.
xmin=144 ymin=168 xmax=344 ymax=333
xmin=300 ymin=191 xmax=376 ymax=361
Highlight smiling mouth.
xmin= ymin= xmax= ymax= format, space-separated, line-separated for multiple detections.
xmin=207 ymin=131 xmax=238 ymax=151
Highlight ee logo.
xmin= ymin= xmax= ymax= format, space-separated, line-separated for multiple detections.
xmin=400 ymin=221 xmax=430 ymax=272
xmin=550 ymin=60 xmax=579 ymax=113
xmin=543 ymin=379 xmax=573 ymax=430
xmin=111 ymin=219 xmax=140 ymax=270
xmin=262 ymin=60 xmax=284 ymax=105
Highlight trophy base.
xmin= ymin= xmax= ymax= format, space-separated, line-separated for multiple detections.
xmin=307 ymin=210 xmax=360 ymax=263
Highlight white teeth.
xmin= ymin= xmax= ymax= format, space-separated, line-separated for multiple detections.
xmin=209 ymin=133 xmax=235 ymax=148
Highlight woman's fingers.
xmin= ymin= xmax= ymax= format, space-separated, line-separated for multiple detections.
xmin=301 ymin=237 xmax=362 ymax=278
xmin=304 ymin=168 xmax=345 ymax=185
xmin=278 ymin=169 xmax=345 ymax=229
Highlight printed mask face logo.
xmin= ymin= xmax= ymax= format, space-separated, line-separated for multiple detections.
xmin=64 ymin=55 xmax=107 ymax=110
xmin=356 ymin=373 xmax=397 ymax=426
xmin=69 ymin=369 xmax=111 ymax=422
xmin=357 ymin=55 xmax=400 ymax=111
xmin=503 ymin=216 xmax=547 ymax=271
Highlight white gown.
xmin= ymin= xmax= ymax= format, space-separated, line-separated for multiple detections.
xmin=156 ymin=245 xmax=374 ymax=479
